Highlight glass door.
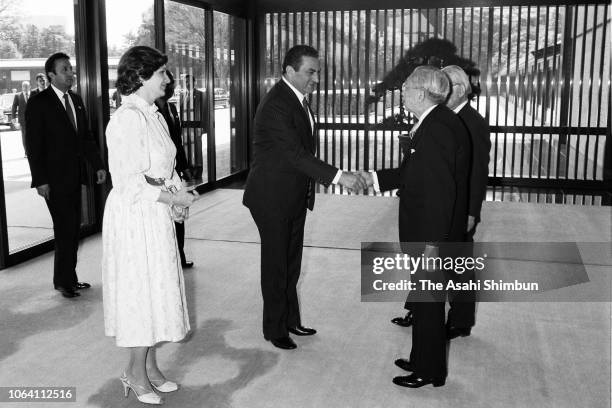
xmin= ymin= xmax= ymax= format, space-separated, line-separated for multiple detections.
xmin=0 ymin=0 xmax=83 ymax=261
xmin=164 ymin=0 xmax=209 ymax=182
xmin=213 ymin=11 xmax=248 ymax=180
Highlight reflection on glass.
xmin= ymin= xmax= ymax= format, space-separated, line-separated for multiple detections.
xmin=105 ymin=0 xmax=154 ymax=115
xmin=165 ymin=1 xmax=208 ymax=181
xmin=213 ymin=11 xmax=247 ymax=180
xmin=0 ymin=0 xmax=79 ymax=252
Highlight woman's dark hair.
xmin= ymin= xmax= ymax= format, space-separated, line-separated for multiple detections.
xmin=116 ymin=46 xmax=168 ymax=95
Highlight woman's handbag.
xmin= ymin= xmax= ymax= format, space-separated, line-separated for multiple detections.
xmin=145 ymin=175 xmax=188 ymax=223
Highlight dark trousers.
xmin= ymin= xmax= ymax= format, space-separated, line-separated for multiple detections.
xmin=45 ymin=186 xmax=81 ymax=290
xmin=410 ymin=301 xmax=447 ymax=379
xmin=175 ymin=221 xmax=186 ymax=264
xmin=403 ymin=225 xmax=478 ymax=329
xmin=20 ymin=125 xmax=28 ymax=156
xmin=250 ymin=208 xmax=306 ymax=340
xmin=446 ymin=223 xmax=478 ymax=328
xmin=409 ymin=266 xmax=448 ymax=379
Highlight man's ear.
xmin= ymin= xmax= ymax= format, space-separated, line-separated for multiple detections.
xmin=285 ymin=65 xmax=295 ymax=77
xmin=417 ymin=89 xmax=426 ymax=102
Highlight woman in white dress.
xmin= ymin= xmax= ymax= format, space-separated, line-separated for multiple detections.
xmin=102 ymin=46 xmax=197 ymax=405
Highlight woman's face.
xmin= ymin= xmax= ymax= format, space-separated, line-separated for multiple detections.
xmin=141 ymin=65 xmax=169 ymax=100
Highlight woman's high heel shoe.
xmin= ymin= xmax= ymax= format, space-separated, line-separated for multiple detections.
xmin=149 ymin=377 xmax=179 ymax=393
xmin=120 ymin=373 xmax=163 ymax=405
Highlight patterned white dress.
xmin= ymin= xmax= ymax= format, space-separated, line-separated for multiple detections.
xmin=102 ymin=93 xmax=190 ymax=347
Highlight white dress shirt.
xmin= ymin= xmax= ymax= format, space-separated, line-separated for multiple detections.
xmin=281 ymin=76 xmax=342 ymax=184
xmin=50 ymin=84 xmax=78 ymax=130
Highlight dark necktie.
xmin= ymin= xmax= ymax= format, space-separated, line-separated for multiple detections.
xmin=63 ymin=93 xmax=77 ymax=131
xmin=303 ymin=97 xmax=313 ymax=133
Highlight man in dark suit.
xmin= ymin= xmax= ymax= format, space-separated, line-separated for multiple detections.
xmin=243 ymin=45 xmax=366 ymax=350
xmin=31 ymin=73 xmax=47 ymax=96
xmin=25 ymin=52 xmax=107 ymax=299
xmin=442 ymin=65 xmax=491 ymax=339
xmin=180 ymin=74 xmax=204 ymax=123
xmin=156 ymin=70 xmax=194 ymax=269
xmin=363 ymin=65 xmax=471 ymax=387
xmin=12 ymin=81 xmax=30 ymax=155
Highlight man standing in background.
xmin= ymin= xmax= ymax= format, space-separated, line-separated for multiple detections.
xmin=31 ymin=73 xmax=48 ymax=96
xmin=12 ymin=81 xmax=30 ymax=156
xmin=26 ymin=52 xmax=107 ymax=299
xmin=442 ymin=65 xmax=491 ymax=340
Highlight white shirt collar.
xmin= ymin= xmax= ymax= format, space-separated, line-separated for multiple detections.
xmin=282 ymin=76 xmax=306 ymax=103
xmin=453 ymin=100 xmax=469 ymax=114
xmin=410 ymin=104 xmax=438 ymax=134
xmin=50 ymin=84 xmax=69 ymax=101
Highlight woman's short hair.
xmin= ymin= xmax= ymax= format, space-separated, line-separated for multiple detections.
xmin=116 ymin=46 xmax=168 ymax=95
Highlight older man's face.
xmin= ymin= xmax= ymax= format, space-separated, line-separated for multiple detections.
xmin=286 ymin=56 xmax=320 ymax=95
xmin=402 ymin=80 xmax=422 ymax=115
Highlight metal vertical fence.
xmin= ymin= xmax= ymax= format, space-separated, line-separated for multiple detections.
xmin=261 ymin=4 xmax=611 ymax=203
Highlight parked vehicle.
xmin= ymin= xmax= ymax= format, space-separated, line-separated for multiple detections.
xmin=214 ymin=88 xmax=229 ymax=109
xmin=0 ymin=92 xmax=18 ymax=129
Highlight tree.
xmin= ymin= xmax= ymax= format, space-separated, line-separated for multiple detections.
xmin=39 ymin=25 xmax=75 ymax=57
xmin=0 ymin=39 xmax=21 ymax=58
xmin=122 ymin=6 xmax=154 ymax=50
xmin=20 ymin=24 xmax=40 ymax=58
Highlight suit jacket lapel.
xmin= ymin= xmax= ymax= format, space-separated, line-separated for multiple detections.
xmin=278 ymin=80 xmax=315 ymax=152
xmin=44 ymin=88 xmax=74 ymax=133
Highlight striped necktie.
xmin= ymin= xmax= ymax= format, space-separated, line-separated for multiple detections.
xmin=63 ymin=93 xmax=77 ymax=131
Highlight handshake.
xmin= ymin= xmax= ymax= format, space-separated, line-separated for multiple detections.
xmin=337 ymin=171 xmax=374 ymax=192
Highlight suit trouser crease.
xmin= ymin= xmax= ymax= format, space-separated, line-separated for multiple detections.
xmin=251 ymin=209 xmax=306 ymax=340
xmin=46 ymin=187 xmax=81 ymax=289
xmin=447 ymin=224 xmax=478 ymax=328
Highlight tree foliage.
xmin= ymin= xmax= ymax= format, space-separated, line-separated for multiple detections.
xmin=0 ymin=0 xmax=75 ymax=59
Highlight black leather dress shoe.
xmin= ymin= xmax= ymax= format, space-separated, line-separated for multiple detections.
xmin=391 ymin=312 xmax=413 ymax=327
xmin=181 ymin=261 xmax=194 ymax=268
xmin=55 ymin=287 xmax=80 ymax=298
xmin=270 ymin=337 xmax=297 ymax=350
xmin=74 ymin=282 xmax=91 ymax=290
xmin=393 ymin=373 xmax=445 ymax=388
xmin=394 ymin=358 xmax=414 ymax=372
xmin=288 ymin=325 xmax=317 ymax=336
xmin=447 ymin=326 xmax=471 ymax=340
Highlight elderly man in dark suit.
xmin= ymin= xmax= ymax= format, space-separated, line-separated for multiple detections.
xmin=442 ymin=65 xmax=491 ymax=339
xmin=243 ymin=45 xmax=366 ymax=350
xmin=25 ymin=52 xmax=106 ymax=299
xmin=362 ymin=65 xmax=471 ymax=387
xmin=12 ymin=81 xmax=30 ymax=155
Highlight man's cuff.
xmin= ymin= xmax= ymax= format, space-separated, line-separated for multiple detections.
xmin=372 ymin=171 xmax=381 ymax=193
xmin=331 ymin=169 xmax=342 ymax=184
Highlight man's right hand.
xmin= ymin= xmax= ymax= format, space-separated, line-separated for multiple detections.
xmin=359 ymin=171 xmax=374 ymax=187
xmin=36 ymin=184 xmax=50 ymax=200
xmin=338 ymin=171 xmax=367 ymax=191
